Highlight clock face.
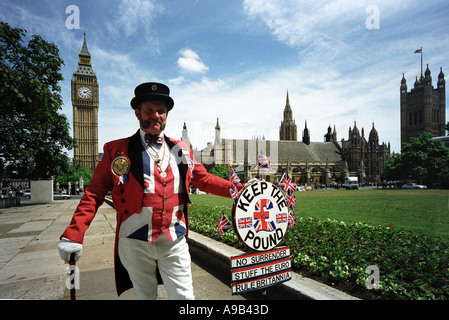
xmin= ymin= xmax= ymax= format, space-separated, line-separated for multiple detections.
xmin=78 ymin=86 xmax=92 ymax=99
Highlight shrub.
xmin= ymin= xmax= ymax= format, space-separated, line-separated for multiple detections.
xmin=188 ymin=202 xmax=449 ymax=300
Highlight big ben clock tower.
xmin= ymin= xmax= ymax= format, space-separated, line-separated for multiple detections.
xmin=71 ymin=30 xmax=99 ymax=172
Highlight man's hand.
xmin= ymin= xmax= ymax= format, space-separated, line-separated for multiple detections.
xmin=58 ymin=237 xmax=83 ymax=263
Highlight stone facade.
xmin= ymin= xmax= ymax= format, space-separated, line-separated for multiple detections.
xmin=192 ymin=93 xmax=391 ymax=185
xmin=279 ymin=91 xmax=297 ymax=141
xmin=400 ymin=65 xmax=446 ymax=149
xmin=71 ymin=31 xmax=99 ymax=172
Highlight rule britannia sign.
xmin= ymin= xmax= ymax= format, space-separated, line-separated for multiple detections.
xmin=232 ymin=180 xmax=289 ymax=251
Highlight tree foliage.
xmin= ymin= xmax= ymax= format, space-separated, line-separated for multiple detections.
xmin=54 ymin=159 xmax=93 ymax=190
xmin=208 ymin=163 xmax=229 ymax=180
xmin=384 ymin=132 xmax=449 ymax=188
xmin=0 ymin=22 xmax=74 ymax=180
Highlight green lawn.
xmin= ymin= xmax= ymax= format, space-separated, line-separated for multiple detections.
xmin=294 ymin=189 xmax=449 ymax=239
xmin=188 ymin=189 xmax=449 ymax=299
xmin=190 ymin=189 xmax=449 ymax=240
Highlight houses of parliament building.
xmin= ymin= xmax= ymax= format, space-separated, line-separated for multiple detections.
xmin=191 ymin=64 xmax=446 ymax=186
xmin=191 ymin=92 xmax=391 ymax=186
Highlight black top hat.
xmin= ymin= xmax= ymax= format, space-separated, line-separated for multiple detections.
xmin=130 ymin=82 xmax=174 ymax=111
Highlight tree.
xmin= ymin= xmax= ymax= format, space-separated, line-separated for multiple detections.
xmin=0 ymin=22 xmax=74 ymax=180
xmin=54 ymin=159 xmax=93 ymax=190
xmin=209 ymin=164 xmax=229 ymax=180
xmin=385 ymin=132 xmax=449 ymax=188
xmin=383 ymin=153 xmax=404 ymax=181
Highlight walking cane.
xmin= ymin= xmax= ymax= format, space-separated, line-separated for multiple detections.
xmin=69 ymin=252 xmax=76 ymax=300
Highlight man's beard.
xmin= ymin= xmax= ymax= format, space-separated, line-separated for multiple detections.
xmin=140 ymin=118 xmax=166 ymax=132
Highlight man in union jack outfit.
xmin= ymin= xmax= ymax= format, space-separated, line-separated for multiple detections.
xmin=58 ymin=82 xmax=243 ymax=299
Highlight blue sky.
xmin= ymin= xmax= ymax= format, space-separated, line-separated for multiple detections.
xmin=1 ymin=0 xmax=448 ymax=154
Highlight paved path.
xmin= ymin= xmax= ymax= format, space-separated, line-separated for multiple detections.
xmin=0 ymin=198 xmax=244 ymax=300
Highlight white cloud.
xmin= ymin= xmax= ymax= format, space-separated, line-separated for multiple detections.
xmin=177 ymin=48 xmax=210 ymax=74
xmin=106 ymin=0 xmax=164 ymax=54
xmin=168 ymin=76 xmax=185 ymax=85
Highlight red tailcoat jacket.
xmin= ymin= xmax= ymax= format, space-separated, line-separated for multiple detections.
xmin=61 ymin=130 xmax=241 ymax=296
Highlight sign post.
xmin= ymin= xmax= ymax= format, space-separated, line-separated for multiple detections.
xmin=230 ymin=180 xmax=292 ymax=296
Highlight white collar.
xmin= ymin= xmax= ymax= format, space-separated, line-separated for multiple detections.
xmin=139 ymin=129 xmax=164 ymax=142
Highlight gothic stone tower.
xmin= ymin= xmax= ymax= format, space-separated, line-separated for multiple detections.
xmin=279 ymin=91 xmax=297 ymax=141
xmin=400 ymin=65 xmax=445 ymax=149
xmin=72 ymin=30 xmax=99 ymax=172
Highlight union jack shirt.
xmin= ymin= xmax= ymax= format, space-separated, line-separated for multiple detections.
xmin=118 ymin=131 xmax=186 ymax=243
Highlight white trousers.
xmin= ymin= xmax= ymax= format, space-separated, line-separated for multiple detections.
xmin=118 ymin=234 xmax=195 ymax=300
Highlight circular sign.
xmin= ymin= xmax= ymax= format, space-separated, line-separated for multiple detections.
xmin=232 ymin=181 xmax=288 ymax=251
xmin=111 ymin=156 xmax=130 ymax=176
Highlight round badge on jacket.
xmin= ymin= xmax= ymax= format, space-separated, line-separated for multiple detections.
xmin=111 ymin=156 xmax=130 ymax=176
xmin=232 ymin=181 xmax=288 ymax=251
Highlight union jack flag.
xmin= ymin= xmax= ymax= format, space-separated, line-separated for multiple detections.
xmin=279 ymin=172 xmax=297 ymax=193
xmin=217 ymin=214 xmax=232 ymax=236
xmin=229 ymin=187 xmax=239 ymax=202
xmin=238 ymin=217 xmax=253 ymax=229
xmin=285 ymin=190 xmax=296 ymax=211
xmin=288 ymin=210 xmax=297 ymax=231
xmin=230 ymin=168 xmax=241 ymax=187
xmin=276 ymin=212 xmax=288 ymax=224
xmin=258 ymin=151 xmax=271 ymax=168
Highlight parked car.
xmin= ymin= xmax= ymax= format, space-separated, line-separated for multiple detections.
xmin=22 ymin=189 xmax=31 ymax=199
xmin=402 ymin=183 xmax=427 ymax=189
xmin=53 ymin=191 xmax=71 ymax=199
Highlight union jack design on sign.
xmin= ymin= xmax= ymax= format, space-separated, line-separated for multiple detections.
xmin=238 ymin=217 xmax=253 ymax=229
xmin=253 ymin=199 xmax=275 ymax=232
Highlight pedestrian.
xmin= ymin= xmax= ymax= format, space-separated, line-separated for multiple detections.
xmin=58 ymin=82 xmax=243 ymax=300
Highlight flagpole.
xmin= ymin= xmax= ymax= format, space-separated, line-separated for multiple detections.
xmin=420 ymin=46 xmax=423 ymax=76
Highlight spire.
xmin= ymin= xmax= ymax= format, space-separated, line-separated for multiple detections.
xmin=73 ymin=28 xmax=95 ymax=76
xmin=302 ymin=120 xmax=310 ymax=145
xmin=352 ymin=121 xmax=360 ymax=136
xmin=438 ymin=67 xmax=445 ymax=88
xmin=79 ymin=27 xmax=91 ymax=57
xmin=369 ymin=122 xmax=378 ymax=141
xmin=279 ymin=90 xmax=297 ymax=141
xmin=181 ymin=122 xmax=192 ymax=149
xmin=214 ymin=118 xmax=221 ymax=145
xmin=401 ymin=73 xmax=406 ymax=84
xmin=215 ymin=117 xmax=220 ymax=130
xmin=283 ymin=90 xmax=293 ymax=120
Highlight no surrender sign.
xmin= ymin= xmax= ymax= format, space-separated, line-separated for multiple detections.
xmin=231 ymin=246 xmax=291 ymax=268
xmin=231 ymin=246 xmax=291 ymax=295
